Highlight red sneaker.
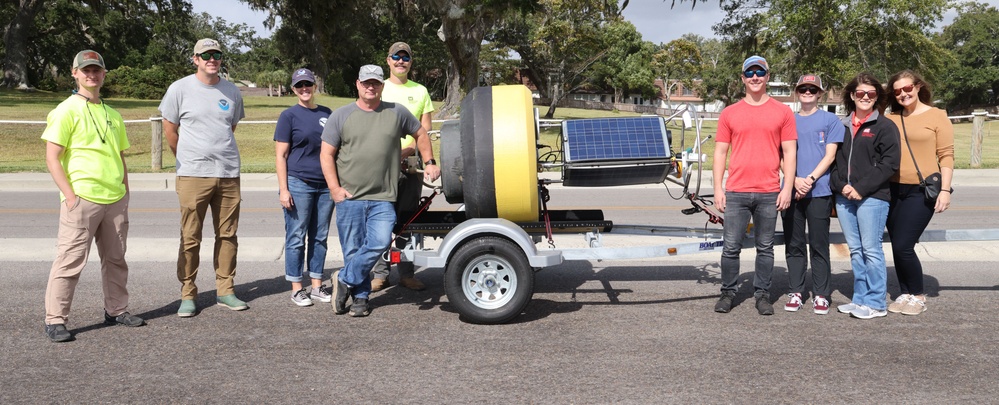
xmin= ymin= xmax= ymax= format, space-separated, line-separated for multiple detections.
xmin=813 ymin=295 xmax=830 ymax=315
xmin=784 ymin=293 xmax=803 ymax=312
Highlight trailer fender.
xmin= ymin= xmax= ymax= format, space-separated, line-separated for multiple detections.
xmin=412 ymin=218 xmax=563 ymax=269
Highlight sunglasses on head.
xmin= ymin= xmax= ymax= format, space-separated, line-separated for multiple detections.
xmin=198 ymin=52 xmax=223 ymax=61
xmin=293 ymin=81 xmax=314 ymax=88
xmin=797 ymin=86 xmax=820 ymax=94
xmin=893 ymin=84 xmax=915 ymax=96
xmin=390 ymin=54 xmax=411 ymax=62
xmin=743 ymin=69 xmax=767 ymax=78
xmin=853 ymin=90 xmax=878 ymax=100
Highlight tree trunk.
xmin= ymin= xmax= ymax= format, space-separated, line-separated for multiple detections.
xmin=435 ymin=3 xmax=491 ymax=119
xmin=2 ymin=0 xmax=45 ymax=89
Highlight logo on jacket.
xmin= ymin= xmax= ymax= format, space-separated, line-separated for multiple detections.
xmin=218 ymin=99 xmax=230 ymax=111
xmin=861 ymin=128 xmax=874 ymax=137
xmin=319 ymin=117 xmax=327 ymax=127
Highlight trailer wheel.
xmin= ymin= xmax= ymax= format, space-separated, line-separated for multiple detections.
xmin=444 ymin=236 xmax=534 ymax=324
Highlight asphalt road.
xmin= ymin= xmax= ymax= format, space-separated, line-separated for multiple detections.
xmin=2 ymin=180 xmax=999 ymax=402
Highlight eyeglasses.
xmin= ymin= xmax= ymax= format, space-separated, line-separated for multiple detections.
xmin=293 ymin=81 xmax=314 ymax=88
xmin=743 ymin=69 xmax=767 ymax=78
xmin=359 ymin=81 xmax=383 ymax=88
xmin=797 ymin=86 xmax=820 ymax=94
xmin=198 ymin=52 xmax=223 ymax=61
xmin=853 ymin=90 xmax=878 ymax=100
xmin=390 ymin=54 xmax=411 ymax=62
xmin=893 ymin=84 xmax=915 ymax=96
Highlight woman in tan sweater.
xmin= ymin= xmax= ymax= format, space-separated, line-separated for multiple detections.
xmin=884 ymin=70 xmax=955 ymax=316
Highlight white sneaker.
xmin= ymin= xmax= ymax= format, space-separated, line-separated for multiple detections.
xmin=812 ymin=296 xmax=830 ymax=315
xmin=784 ymin=293 xmax=803 ymax=312
xmin=291 ymin=288 xmax=314 ymax=307
xmin=837 ymin=302 xmax=859 ymax=314
xmin=850 ymin=305 xmax=887 ymax=319
xmin=887 ymin=294 xmax=911 ymax=313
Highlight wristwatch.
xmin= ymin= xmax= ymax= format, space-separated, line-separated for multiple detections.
xmin=808 ymin=175 xmax=817 ymax=182
xmin=424 ymin=159 xmax=437 ymax=166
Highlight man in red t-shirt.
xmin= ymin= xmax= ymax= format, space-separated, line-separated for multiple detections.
xmin=712 ymin=55 xmax=798 ymax=316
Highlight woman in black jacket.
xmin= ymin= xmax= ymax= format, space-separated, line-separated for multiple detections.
xmin=829 ymin=72 xmax=900 ymax=320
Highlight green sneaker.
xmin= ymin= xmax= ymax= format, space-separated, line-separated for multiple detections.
xmin=216 ymin=294 xmax=248 ymax=311
xmin=177 ymin=299 xmax=196 ymax=318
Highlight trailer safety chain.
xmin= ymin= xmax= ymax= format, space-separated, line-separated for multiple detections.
xmin=681 ymin=194 xmax=724 ymax=226
xmin=539 ymin=184 xmax=556 ymax=249
xmin=393 ymin=187 xmax=441 ymax=246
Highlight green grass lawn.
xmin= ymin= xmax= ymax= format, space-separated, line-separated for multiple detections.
xmin=2 ymin=88 xmax=996 ymax=173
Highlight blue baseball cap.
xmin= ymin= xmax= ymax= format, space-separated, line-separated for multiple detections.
xmin=742 ymin=55 xmax=769 ymax=71
xmin=291 ymin=68 xmax=316 ymax=86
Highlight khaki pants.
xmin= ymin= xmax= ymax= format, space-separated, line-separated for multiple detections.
xmin=45 ymin=195 xmax=130 ymax=324
xmin=176 ymin=176 xmax=240 ymax=299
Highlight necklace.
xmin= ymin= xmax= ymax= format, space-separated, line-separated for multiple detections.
xmin=77 ymin=93 xmax=111 ymax=144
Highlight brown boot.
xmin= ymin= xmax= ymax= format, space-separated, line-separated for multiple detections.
xmin=370 ymin=278 xmax=389 ymax=292
xmin=399 ymin=277 xmax=425 ymax=291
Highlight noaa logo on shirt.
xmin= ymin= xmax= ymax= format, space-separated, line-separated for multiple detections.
xmin=408 ymin=96 xmax=414 ymax=102
xmin=218 ymin=99 xmax=230 ymax=111
xmin=319 ymin=117 xmax=327 ymax=127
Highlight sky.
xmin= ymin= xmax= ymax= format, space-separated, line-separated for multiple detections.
xmin=192 ymin=0 xmax=999 ymax=45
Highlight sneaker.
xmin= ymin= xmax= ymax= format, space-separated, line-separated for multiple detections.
xmin=714 ymin=291 xmax=736 ymax=313
xmin=177 ymin=299 xmax=196 ymax=318
xmin=399 ymin=277 xmax=426 ymax=291
xmin=370 ymin=278 xmax=389 ymax=292
xmin=349 ymin=297 xmax=371 ymax=317
xmin=812 ymin=296 xmax=830 ymax=315
xmin=291 ymin=289 xmax=314 ymax=307
xmin=887 ymin=294 xmax=912 ymax=313
xmin=45 ymin=324 xmax=73 ymax=343
xmin=755 ymin=292 xmax=774 ymax=316
xmin=310 ymin=285 xmax=332 ymax=303
xmin=104 ymin=311 xmax=145 ymax=327
xmin=216 ymin=294 xmax=248 ymax=311
xmin=850 ymin=305 xmax=887 ymax=319
xmin=900 ymin=296 xmax=926 ymax=316
xmin=331 ymin=270 xmax=350 ymax=315
xmin=837 ymin=302 xmax=859 ymax=314
xmin=784 ymin=293 xmax=803 ymax=312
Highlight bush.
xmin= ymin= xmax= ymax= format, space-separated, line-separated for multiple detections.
xmin=104 ymin=65 xmax=178 ymax=99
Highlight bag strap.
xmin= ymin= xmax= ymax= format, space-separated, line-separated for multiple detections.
xmin=899 ymin=114 xmax=925 ymax=183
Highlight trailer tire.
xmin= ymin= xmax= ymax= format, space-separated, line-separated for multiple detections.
xmin=444 ymin=236 xmax=534 ymax=324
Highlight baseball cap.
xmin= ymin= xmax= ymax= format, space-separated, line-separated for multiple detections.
xmin=291 ymin=68 xmax=316 ymax=86
xmin=193 ymin=38 xmax=222 ymax=54
xmin=795 ymin=74 xmax=824 ymax=91
xmin=388 ymin=42 xmax=413 ymax=58
xmin=72 ymin=50 xmax=105 ymax=70
xmin=358 ymin=65 xmax=384 ymax=83
xmin=742 ymin=55 xmax=769 ymax=71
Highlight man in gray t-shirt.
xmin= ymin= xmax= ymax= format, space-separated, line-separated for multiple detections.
xmin=320 ymin=64 xmax=440 ymax=317
xmin=158 ymin=38 xmax=248 ymax=318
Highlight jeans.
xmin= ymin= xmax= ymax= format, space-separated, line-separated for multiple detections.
xmin=782 ymin=196 xmax=833 ymax=297
xmin=283 ymin=176 xmax=335 ymax=282
xmin=887 ymin=183 xmax=934 ymax=295
xmin=335 ymin=199 xmax=396 ymax=300
xmin=720 ymin=191 xmax=779 ymax=294
xmin=836 ymin=195 xmax=890 ymax=310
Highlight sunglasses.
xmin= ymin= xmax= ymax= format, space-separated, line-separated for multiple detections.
xmin=390 ymin=54 xmax=411 ymax=62
xmin=797 ymin=86 xmax=820 ymax=94
xmin=893 ymin=84 xmax=915 ymax=96
xmin=743 ymin=69 xmax=767 ymax=78
xmin=293 ymin=81 xmax=314 ymax=88
xmin=853 ymin=90 xmax=878 ymax=100
xmin=198 ymin=52 xmax=223 ymax=61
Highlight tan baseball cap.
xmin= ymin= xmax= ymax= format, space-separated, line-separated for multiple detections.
xmin=72 ymin=50 xmax=105 ymax=70
xmin=388 ymin=42 xmax=413 ymax=58
xmin=193 ymin=38 xmax=222 ymax=54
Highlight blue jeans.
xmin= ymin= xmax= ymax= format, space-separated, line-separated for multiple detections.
xmin=836 ymin=195 xmax=889 ymax=310
xmin=283 ymin=177 xmax=334 ymax=282
xmin=335 ymin=199 xmax=396 ymax=299
xmin=721 ymin=191 xmax=779 ymax=295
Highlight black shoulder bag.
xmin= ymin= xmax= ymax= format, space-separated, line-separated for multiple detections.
xmin=899 ymin=114 xmax=950 ymax=203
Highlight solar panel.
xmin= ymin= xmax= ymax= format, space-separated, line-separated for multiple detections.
xmin=563 ymin=116 xmax=670 ymax=163
xmin=560 ymin=116 xmax=675 ymax=187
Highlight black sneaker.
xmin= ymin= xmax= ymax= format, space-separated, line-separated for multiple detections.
xmin=331 ymin=270 xmax=350 ymax=315
xmin=45 ymin=324 xmax=73 ymax=342
xmin=714 ymin=291 xmax=736 ymax=313
xmin=755 ymin=292 xmax=774 ymax=315
xmin=349 ymin=298 xmax=371 ymax=317
xmin=104 ymin=311 xmax=146 ymax=327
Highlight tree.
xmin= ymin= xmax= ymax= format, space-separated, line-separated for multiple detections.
xmin=2 ymin=0 xmax=45 ymax=88
xmin=695 ymin=37 xmax=742 ymax=106
xmin=935 ymin=2 xmax=999 ymax=108
xmin=588 ymin=19 xmax=656 ymax=104
xmin=651 ymin=38 xmax=701 ymax=109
